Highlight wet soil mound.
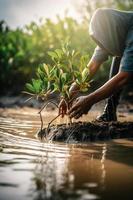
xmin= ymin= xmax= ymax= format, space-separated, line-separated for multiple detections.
xmin=38 ymin=121 xmax=133 ymax=142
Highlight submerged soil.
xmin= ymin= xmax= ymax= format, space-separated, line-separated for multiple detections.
xmin=0 ymin=104 xmax=133 ymax=142
xmin=38 ymin=121 xmax=133 ymax=142
xmin=36 ymin=101 xmax=133 ymax=142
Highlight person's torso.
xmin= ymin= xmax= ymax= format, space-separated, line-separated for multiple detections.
xmin=89 ymin=8 xmax=133 ymax=56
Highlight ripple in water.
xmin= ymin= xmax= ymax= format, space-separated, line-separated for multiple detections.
xmin=0 ymin=109 xmax=133 ymax=200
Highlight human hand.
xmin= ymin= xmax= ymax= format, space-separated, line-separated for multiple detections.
xmin=69 ymin=82 xmax=80 ymax=99
xmin=68 ymin=95 xmax=93 ymax=119
xmin=58 ymin=83 xmax=80 ymax=118
xmin=58 ymin=98 xmax=68 ymax=118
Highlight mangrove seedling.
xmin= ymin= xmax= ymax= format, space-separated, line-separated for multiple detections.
xmin=24 ymin=42 xmax=91 ymax=134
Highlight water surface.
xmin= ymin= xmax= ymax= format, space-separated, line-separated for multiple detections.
xmin=0 ymin=108 xmax=133 ymax=200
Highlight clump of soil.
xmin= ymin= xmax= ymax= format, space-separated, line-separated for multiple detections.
xmin=37 ymin=121 xmax=133 ymax=142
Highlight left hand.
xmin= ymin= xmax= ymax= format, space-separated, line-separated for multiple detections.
xmin=58 ymin=99 xmax=67 ymax=118
xmin=68 ymin=95 xmax=93 ymax=119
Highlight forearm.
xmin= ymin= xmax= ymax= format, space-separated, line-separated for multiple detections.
xmin=87 ymin=59 xmax=103 ymax=78
xmin=88 ymin=72 xmax=130 ymax=104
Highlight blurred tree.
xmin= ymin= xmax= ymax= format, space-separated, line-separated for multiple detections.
xmin=0 ymin=0 xmax=132 ymax=95
xmin=77 ymin=0 xmax=133 ymax=21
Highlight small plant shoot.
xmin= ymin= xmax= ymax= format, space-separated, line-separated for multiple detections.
xmin=25 ymin=41 xmax=91 ymax=133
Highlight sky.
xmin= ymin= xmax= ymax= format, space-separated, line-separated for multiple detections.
xmin=0 ymin=0 xmax=82 ymax=29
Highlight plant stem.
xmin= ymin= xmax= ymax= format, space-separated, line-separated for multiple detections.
xmin=38 ymin=101 xmax=58 ymax=114
xmin=38 ymin=102 xmax=48 ymax=131
xmin=39 ymin=112 xmax=43 ymax=131
xmin=47 ymin=114 xmax=61 ymax=134
xmin=24 ymin=96 xmax=34 ymax=103
xmin=69 ymin=117 xmax=72 ymax=125
xmin=38 ymin=101 xmax=59 ymax=131
xmin=22 ymin=91 xmax=35 ymax=96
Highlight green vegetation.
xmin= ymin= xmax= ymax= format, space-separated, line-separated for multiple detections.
xmin=25 ymin=42 xmax=91 ymax=129
xmin=0 ymin=0 xmax=133 ymax=95
xmin=0 ymin=17 xmax=94 ymax=95
xmin=26 ymin=42 xmax=90 ymax=99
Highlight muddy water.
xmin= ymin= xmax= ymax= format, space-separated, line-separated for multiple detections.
xmin=0 ymin=108 xmax=133 ymax=200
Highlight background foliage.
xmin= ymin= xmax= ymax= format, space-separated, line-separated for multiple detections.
xmin=0 ymin=0 xmax=133 ymax=95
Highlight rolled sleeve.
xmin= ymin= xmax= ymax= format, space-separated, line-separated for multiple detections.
xmin=91 ymin=46 xmax=109 ymax=63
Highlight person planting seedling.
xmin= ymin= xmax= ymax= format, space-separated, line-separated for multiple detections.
xmin=60 ymin=8 xmax=133 ymax=121
xmin=25 ymin=42 xmax=91 ymax=132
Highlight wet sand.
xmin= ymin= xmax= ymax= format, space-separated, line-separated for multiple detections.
xmin=0 ymin=105 xmax=132 ymax=125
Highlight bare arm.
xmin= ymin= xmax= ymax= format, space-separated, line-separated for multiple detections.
xmin=68 ymin=71 xmax=131 ymax=119
xmin=87 ymin=59 xmax=103 ymax=78
xmin=88 ymin=71 xmax=131 ymax=104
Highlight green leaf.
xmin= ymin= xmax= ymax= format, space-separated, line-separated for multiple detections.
xmin=73 ymin=51 xmax=80 ymax=58
xmin=54 ymin=68 xmax=60 ymax=78
xmin=50 ymin=66 xmax=56 ymax=74
xmin=48 ymin=51 xmax=58 ymax=60
xmin=61 ymin=73 xmax=67 ymax=82
xmin=80 ymin=55 xmax=89 ymax=71
xmin=41 ymin=79 xmax=48 ymax=91
xmin=74 ymin=71 xmax=82 ymax=82
xmin=37 ymin=67 xmax=45 ymax=80
xmin=80 ymin=88 xmax=88 ymax=92
xmin=50 ymin=83 xmax=54 ymax=91
xmin=71 ymin=50 xmax=75 ymax=57
xmin=43 ymin=63 xmax=49 ymax=76
xmin=59 ymin=76 xmax=63 ymax=91
xmin=53 ymin=83 xmax=59 ymax=92
xmin=55 ymin=49 xmax=63 ymax=59
xmin=61 ymin=73 xmax=70 ymax=84
xmin=75 ymin=79 xmax=80 ymax=85
xmin=32 ymin=79 xmax=42 ymax=93
xmin=47 ymin=81 xmax=51 ymax=91
xmin=82 ymin=67 xmax=89 ymax=82
xmin=80 ymin=82 xmax=90 ymax=92
xmin=26 ymin=83 xmax=35 ymax=93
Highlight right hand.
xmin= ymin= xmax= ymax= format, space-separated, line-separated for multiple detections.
xmin=68 ymin=95 xmax=93 ymax=119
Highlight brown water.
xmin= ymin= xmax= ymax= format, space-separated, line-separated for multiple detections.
xmin=0 ymin=108 xmax=133 ymax=200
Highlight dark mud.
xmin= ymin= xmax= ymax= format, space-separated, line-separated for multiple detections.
xmin=38 ymin=121 xmax=133 ymax=142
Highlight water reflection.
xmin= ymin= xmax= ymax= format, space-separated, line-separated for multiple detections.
xmin=0 ymin=110 xmax=133 ymax=200
xmin=31 ymin=144 xmax=69 ymax=199
xmin=30 ymin=143 xmax=102 ymax=200
xmin=100 ymin=144 xmax=107 ymax=191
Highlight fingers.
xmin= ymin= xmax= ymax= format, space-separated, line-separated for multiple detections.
xmin=74 ymin=112 xmax=83 ymax=119
xmin=68 ymin=104 xmax=79 ymax=116
xmin=69 ymin=107 xmax=81 ymax=118
xmin=58 ymin=99 xmax=67 ymax=118
xmin=58 ymin=106 xmax=62 ymax=116
xmin=62 ymin=108 xmax=66 ymax=118
xmin=69 ymin=109 xmax=83 ymax=119
xmin=59 ymin=105 xmax=63 ymax=118
xmin=59 ymin=105 xmax=67 ymax=118
xmin=68 ymin=99 xmax=80 ymax=114
xmin=68 ymin=98 xmax=78 ymax=110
